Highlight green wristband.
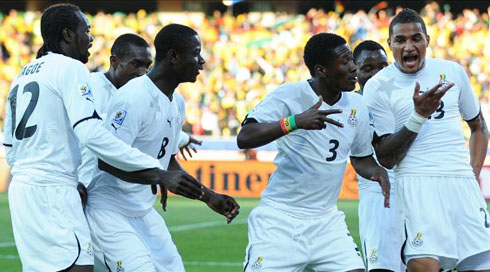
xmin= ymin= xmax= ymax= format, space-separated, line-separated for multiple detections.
xmin=290 ymin=114 xmax=297 ymax=130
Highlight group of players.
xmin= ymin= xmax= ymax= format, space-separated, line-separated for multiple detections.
xmin=3 ymin=3 xmax=490 ymax=272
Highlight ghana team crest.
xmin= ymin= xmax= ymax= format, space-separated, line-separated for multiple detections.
xmin=348 ymin=109 xmax=357 ymax=127
xmin=369 ymin=248 xmax=378 ymax=264
xmin=116 ymin=260 xmax=125 ymax=272
xmin=251 ymin=256 xmax=264 ymax=271
xmin=412 ymin=232 xmax=423 ymax=247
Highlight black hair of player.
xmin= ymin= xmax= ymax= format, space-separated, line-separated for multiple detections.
xmin=154 ymin=24 xmax=198 ymax=62
xmin=389 ymin=8 xmax=427 ymax=38
xmin=111 ymin=34 xmax=149 ymax=60
xmin=36 ymin=3 xmax=81 ymax=58
xmin=303 ymin=33 xmax=347 ymax=77
xmin=353 ymin=40 xmax=387 ymax=64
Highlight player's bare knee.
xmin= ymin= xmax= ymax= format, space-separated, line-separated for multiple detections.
xmin=407 ymin=258 xmax=439 ymax=272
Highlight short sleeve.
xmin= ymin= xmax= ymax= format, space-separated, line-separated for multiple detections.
xmin=455 ymin=63 xmax=480 ymax=120
xmin=351 ymin=99 xmax=374 ymax=157
xmin=246 ymin=87 xmax=291 ymax=123
xmin=363 ymin=78 xmax=396 ymax=136
xmin=57 ymin=62 xmax=99 ymax=128
xmin=105 ymin=91 xmax=146 ymax=146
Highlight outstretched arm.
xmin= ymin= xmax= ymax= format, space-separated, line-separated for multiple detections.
xmin=467 ymin=112 xmax=489 ymax=179
xmin=166 ymin=155 xmax=240 ymax=223
xmin=237 ymin=96 xmax=343 ymax=149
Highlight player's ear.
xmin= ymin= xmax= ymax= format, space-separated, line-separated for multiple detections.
xmin=314 ymin=64 xmax=326 ymax=77
xmin=62 ymin=28 xmax=75 ymax=44
xmin=167 ymin=49 xmax=178 ymax=64
xmin=109 ymin=56 xmax=119 ymax=68
xmin=425 ymin=34 xmax=430 ymax=47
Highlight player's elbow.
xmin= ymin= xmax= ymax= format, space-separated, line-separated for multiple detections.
xmin=377 ymin=156 xmax=395 ymax=169
xmin=237 ymin=130 xmax=254 ymax=149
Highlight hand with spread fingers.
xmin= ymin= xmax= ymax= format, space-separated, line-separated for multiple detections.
xmin=413 ymin=81 xmax=454 ymax=118
xmin=159 ymin=171 xmax=204 ymax=200
xmin=179 ymin=134 xmax=202 ymax=161
xmin=205 ymin=193 xmax=241 ymax=224
xmin=295 ymin=95 xmax=344 ymax=130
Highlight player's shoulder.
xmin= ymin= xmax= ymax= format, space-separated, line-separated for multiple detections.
xmin=342 ymin=91 xmax=367 ymax=108
xmin=114 ymin=75 xmax=153 ymax=105
xmin=270 ymin=81 xmax=310 ymax=100
xmin=426 ymin=57 xmax=458 ymax=67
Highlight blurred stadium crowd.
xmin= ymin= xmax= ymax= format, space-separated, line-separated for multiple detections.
xmin=1 ymin=2 xmax=490 ymax=137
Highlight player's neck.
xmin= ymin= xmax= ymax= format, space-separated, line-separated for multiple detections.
xmin=147 ymin=66 xmax=178 ymax=100
xmin=308 ymin=78 xmax=342 ymax=106
xmin=104 ymin=71 xmax=119 ymax=89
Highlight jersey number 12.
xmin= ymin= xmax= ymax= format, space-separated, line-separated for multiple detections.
xmin=9 ymin=82 xmax=39 ymax=140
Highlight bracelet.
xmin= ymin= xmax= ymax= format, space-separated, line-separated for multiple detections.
xmin=405 ymin=111 xmax=427 ymax=133
xmin=280 ymin=115 xmax=298 ymax=135
xmin=280 ymin=118 xmax=289 ymax=134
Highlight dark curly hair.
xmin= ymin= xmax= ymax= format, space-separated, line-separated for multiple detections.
xmin=303 ymin=33 xmax=346 ymax=77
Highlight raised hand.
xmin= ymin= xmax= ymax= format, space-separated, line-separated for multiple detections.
xmin=180 ymin=134 xmax=202 ymax=161
xmin=206 ymin=193 xmax=241 ymax=224
xmin=295 ymin=95 xmax=344 ymax=130
xmin=413 ymin=81 xmax=454 ymax=118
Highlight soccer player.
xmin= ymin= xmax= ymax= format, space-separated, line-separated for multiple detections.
xmin=238 ymin=33 xmax=390 ymax=272
xmin=84 ymin=24 xmax=240 ymax=272
xmin=363 ymin=8 xmax=490 ymax=272
xmin=3 ymin=4 xmax=204 ymax=272
xmin=79 ymin=33 xmax=201 ymax=189
xmin=78 ymin=33 xmax=153 ymax=188
xmin=354 ymin=40 xmax=404 ymax=272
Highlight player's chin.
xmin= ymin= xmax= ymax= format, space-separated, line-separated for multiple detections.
xmin=341 ymin=82 xmax=356 ymax=92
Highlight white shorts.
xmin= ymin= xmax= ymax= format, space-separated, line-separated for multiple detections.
xmin=85 ymin=206 xmax=184 ymax=272
xmin=358 ymin=190 xmax=405 ymax=271
xmin=397 ymin=175 xmax=490 ymax=270
xmin=8 ymin=180 xmax=94 ymax=272
xmin=244 ymin=205 xmax=364 ymax=272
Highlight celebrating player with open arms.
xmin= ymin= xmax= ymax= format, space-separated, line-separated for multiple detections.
xmin=2 ymin=4 xmax=204 ymax=272
xmin=364 ymin=8 xmax=490 ymax=272
xmin=238 ymin=33 xmax=390 ymax=272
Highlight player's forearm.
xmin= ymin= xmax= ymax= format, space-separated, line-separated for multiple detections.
xmin=76 ymin=119 xmax=161 ymax=171
xmin=98 ymin=159 xmax=160 ymax=185
xmin=351 ymin=155 xmax=387 ymax=181
xmin=237 ymin=122 xmax=285 ymax=149
xmin=468 ymin=114 xmax=489 ymax=178
xmin=373 ymin=127 xmax=418 ymax=169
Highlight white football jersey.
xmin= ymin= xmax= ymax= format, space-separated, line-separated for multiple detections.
xmin=87 ymin=75 xmax=185 ymax=217
xmin=364 ymin=58 xmax=480 ymax=177
xmin=247 ymin=81 xmax=373 ymax=216
xmin=77 ymin=72 xmax=118 ymax=186
xmin=2 ymin=53 xmax=161 ymax=186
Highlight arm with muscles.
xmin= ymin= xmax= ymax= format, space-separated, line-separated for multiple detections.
xmin=351 ymin=155 xmax=390 ymax=207
xmin=372 ymin=81 xmax=454 ymax=168
xmin=163 ymin=155 xmax=240 ymax=223
xmin=237 ymin=95 xmax=343 ymax=149
xmin=467 ymin=113 xmax=489 ymax=179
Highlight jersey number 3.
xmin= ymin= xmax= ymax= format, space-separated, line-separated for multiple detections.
xmin=326 ymin=139 xmax=339 ymax=161
xmin=9 ymin=82 xmax=40 ymax=140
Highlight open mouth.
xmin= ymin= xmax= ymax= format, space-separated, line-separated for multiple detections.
xmin=403 ymin=54 xmax=419 ymax=67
